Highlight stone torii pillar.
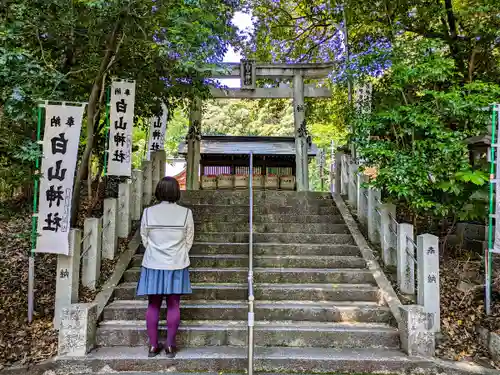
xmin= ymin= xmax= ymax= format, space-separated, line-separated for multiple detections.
xmin=293 ymin=73 xmax=309 ymax=191
xmin=186 ymin=97 xmax=202 ymax=190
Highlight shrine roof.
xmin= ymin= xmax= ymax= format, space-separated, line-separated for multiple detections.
xmin=178 ymin=136 xmax=318 ymax=156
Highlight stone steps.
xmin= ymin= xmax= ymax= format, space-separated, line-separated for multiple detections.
xmin=184 ymin=243 xmax=361 ymax=256
xmin=181 ymin=190 xmax=333 ymax=199
xmin=123 ymin=267 xmax=375 ymax=284
xmin=194 ymin=222 xmax=349 ymax=234
xmin=131 ymin=254 xmax=366 ymax=269
xmin=194 ymin=213 xmax=342 ymax=223
xmin=58 ymin=346 xmax=427 ymax=374
xmin=114 ymin=282 xmax=381 ymax=302
xmin=179 ymin=192 xmax=334 ymax=207
xmin=96 ymin=320 xmax=400 ymax=349
xmin=87 ymin=190 xmax=404 ymax=374
xmin=187 ymin=205 xmax=340 ymax=216
xmin=194 ymin=232 xmax=354 ymax=244
xmin=103 ymin=300 xmax=392 ymax=323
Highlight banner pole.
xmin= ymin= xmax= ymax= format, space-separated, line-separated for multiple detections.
xmin=28 ymin=105 xmax=43 ymax=323
xmin=486 ymin=103 xmax=498 ymax=315
xmin=103 ymin=87 xmax=111 ymax=176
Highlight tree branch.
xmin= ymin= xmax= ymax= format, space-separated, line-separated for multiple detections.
xmin=444 ymin=0 xmax=458 ymax=40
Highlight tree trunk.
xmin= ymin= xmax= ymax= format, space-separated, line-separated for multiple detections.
xmin=70 ymin=21 xmax=122 ymax=226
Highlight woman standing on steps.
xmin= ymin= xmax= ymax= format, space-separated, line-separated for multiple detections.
xmin=136 ymin=176 xmax=194 ymax=358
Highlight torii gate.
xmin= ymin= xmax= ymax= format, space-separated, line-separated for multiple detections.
xmin=185 ymin=60 xmax=334 ymax=192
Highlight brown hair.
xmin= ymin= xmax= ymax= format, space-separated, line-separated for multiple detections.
xmin=155 ymin=176 xmax=181 ymax=203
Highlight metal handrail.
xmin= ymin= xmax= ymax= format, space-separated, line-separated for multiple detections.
xmin=247 ymin=152 xmax=255 ymax=375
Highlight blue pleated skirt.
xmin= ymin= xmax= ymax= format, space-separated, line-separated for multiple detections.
xmin=136 ymin=267 xmax=192 ymax=296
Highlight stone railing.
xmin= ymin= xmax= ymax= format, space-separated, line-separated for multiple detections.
xmin=54 ymin=151 xmax=165 ymax=356
xmin=334 ymin=151 xmax=440 ymax=356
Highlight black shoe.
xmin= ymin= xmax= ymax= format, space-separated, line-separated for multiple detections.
xmin=165 ymin=345 xmax=177 ymax=359
xmin=148 ymin=343 xmax=164 ymax=358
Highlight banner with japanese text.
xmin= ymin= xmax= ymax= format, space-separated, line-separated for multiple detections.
xmin=36 ymin=104 xmax=85 ymax=254
xmin=146 ymin=104 xmax=168 ymax=161
xmin=493 ymin=109 xmax=500 ymax=253
xmin=108 ymin=80 xmax=136 ymax=176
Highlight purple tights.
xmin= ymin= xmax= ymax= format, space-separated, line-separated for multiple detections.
xmin=146 ymin=294 xmax=181 ymax=347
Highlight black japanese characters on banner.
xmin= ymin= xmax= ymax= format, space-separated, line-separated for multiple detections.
xmin=108 ymin=80 xmax=136 ymax=176
xmin=146 ymin=103 xmax=168 ymax=160
xmin=36 ymin=104 xmax=85 ymax=255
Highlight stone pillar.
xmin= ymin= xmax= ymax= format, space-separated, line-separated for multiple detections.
xmin=417 ymin=234 xmax=441 ymax=332
xmin=340 ymin=154 xmax=348 ymax=195
xmin=293 ymin=74 xmax=309 ymax=191
xmin=58 ymin=303 xmax=98 ymax=356
xmin=142 ymin=160 xmax=153 ymax=206
xmin=131 ymin=169 xmax=143 ymax=221
xmin=380 ymin=203 xmax=396 ymax=266
xmin=118 ymin=182 xmax=131 ymax=238
xmin=398 ymin=305 xmax=435 ymax=357
xmin=81 ymin=218 xmax=102 ymax=290
xmin=54 ymin=229 xmax=81 ymax=329
xmin=334 ymin=151 xmax=343 ymax=195
xmin=102 ymin=198 xmax=117 ymax=260
xmin=367 ymin=188 xmax=380 ymax=244
xmin=158 ymin=150 xmax=166 ymax=179
xmin=151 ymin=151 xmax=161 ymax=191
xmin=186 ymin=97 xmax=202 ymax=191
xmin=357 ymin=174 xmax=368 ymax=225
xmin=397 ymin=223 xmax=415 ymax=295
xmin=348 ymin=162 xmax=358 ymax=208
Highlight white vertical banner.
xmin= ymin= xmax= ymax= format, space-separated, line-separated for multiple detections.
xmin=493 ymin=108 xmax=500 ymax=253
xmin=108 ymin=80 xmax=136 ymax=176
xmin=146 ymin=104 xmax=168 ymax=161
xmin=36 ymin=104 xmax=85 ymax=255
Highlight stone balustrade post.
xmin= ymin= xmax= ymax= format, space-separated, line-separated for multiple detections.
xmin=357 ymin=174 xmax=368 ymax=225
xmin=158 ymin=150 xmax=166 ymax=179
xmin=340 ymin=154 xmax=348 ymax=195
xmin=398 ymin=305 xmax=435 ymax=357
xmin=142 ymin=160 xmax=153 ymax=206
xmin=380 ymin=203 xmax=397 ymax=266
xmin=131 ymin=169 xmax=143 ymax=221
xmin=417 ymin=234 xmax=441 ymax=333
xmin=81 ymin=218 xmax=102 ymax=290
xmin=102 ymin=198 xmax=118 ymax=260
xmin=118 ymin=182 xmax=131 ymax=238
xmin=347 ymin=161 xmax=358 ymax=208
xmin=397 ymin=223 xmax=415 ymax=295
xmin=54 ymin=229 xmax=81 ymax=329
xmin=334 ymin=151 xmax=343 ymax=195
xmin=367 ymin=188 xmax=380 ymax=244
xmin=151 ymin=151 xmax=161 ymax=191
xmin=58 ymin=303 xmax=98 ymax=356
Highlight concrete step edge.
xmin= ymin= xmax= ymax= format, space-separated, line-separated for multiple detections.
xmin=116 ymin=282 xmax=378 ymax=290
xmin=105 ymin=300 xmax=383 ymax=309
xmin=126 ymin=267 xmax=371 ymax=272
xmin=98 ymin=320 xmax=397 ymax=332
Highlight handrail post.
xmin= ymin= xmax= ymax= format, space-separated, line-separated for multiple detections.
xmin=247 ymin=151 xmax=254 ymax=375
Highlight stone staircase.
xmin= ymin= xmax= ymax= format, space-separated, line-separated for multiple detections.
xmin=69 ymin=190 xmax=425 ymax=373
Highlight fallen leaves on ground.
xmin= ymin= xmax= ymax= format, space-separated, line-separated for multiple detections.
xmin=0 ymin=206 xmax=58 ymax=368
xmin=346 ymin=201 xmax=500 ymax=369
xmin=0 ymin=186 xmax=135 ymax=369
xmin=436 ymin=257 xmax=500 ymax=369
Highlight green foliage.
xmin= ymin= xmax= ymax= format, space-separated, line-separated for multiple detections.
xmin=0 ymin=0 xmax=240 ymax=201
xmin=202 ymin=99 xmax=294 ymax=136
xmin=352 ymin=37 xmax=497 ymax=221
